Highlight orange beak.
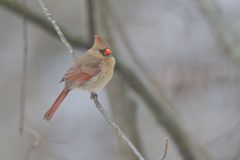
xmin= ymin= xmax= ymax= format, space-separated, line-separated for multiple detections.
xmin=104 ymin=48 xmax=112 ymax=55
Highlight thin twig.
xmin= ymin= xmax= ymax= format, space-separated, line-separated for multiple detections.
xmin=159 ymin=138 xmax=169 ymax=160
xmin=90 ymin=92 xmax=145 ymax=160
xmin=19 ymin=0 xmax=28 ymax=135
xmin=38 ymin=0 xmax=76 ymax=59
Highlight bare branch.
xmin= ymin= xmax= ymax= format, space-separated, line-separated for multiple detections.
xmin=106 ymin=75 xmax=145 ymax=159
xmin=38 ymin=0 xmax=76 ymax=59
xmin=159 ymin=138 xmax=169 ymax=160
xmin=19 ymin=0 xmax=28 ymax=135
xmin=90 ymin=92 xmax=145 ymax=160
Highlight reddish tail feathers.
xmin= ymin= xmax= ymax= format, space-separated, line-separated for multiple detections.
xmin=44 ymin=88 xmax=70 ymax=121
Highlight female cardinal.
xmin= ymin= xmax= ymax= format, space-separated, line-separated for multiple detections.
xmin=44 ymin=35 xmax=115 ymax=121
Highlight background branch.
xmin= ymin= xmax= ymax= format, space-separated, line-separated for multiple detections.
xmin=159 ymin=138 xmax=168 ymax=160
xmin=19 ymin=0 xmax=28 ymax=135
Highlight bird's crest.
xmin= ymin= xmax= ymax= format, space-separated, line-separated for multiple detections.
xmin=92 ymin=35 xmax=109 ymax=50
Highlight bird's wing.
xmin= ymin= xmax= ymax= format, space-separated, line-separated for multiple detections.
xmin=63 ymin=54 xmax=102 ymax=87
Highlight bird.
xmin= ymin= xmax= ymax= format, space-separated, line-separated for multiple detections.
xmin=44 ymin=35 xmax=115 ymax=121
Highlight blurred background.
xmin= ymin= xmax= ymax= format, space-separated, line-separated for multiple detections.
xmin=1 ymin=0 xmax=240 ymax=160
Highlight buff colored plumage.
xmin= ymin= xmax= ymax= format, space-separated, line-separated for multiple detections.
xmin=44 ymin=35 xmax=115 ymax=121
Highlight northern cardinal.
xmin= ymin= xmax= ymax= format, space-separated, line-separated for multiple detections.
xmin=44 ymin=35 xmax=115 ymax=121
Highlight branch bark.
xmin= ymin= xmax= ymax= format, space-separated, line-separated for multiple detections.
xmin=159 ymin=138 xmax=168 ymax=160
xmin=107 ymin=75 xmax=145 ymax=160
xmin=38 ymin=0 xmax=76 ymax=59
xmin=90 ymin=92 xmax=145 ymax=160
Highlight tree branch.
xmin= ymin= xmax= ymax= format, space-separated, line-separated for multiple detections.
xmin=106 ymin=74 xmax=145 ymax=159
xmin=19 ymin=0 xmax=28 ymax=135
xmin=38 ymin=0 xmax=76 ymax=59
xmin=90 ymin=92 xmax=145 ymax=160
xmin=116 ymin=64 xmax=199 ymax=160
xmin=159 ymin=138 xmax=169 ymax=160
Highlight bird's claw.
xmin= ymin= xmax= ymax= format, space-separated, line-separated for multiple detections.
xmin=90 ymin=92 xmax=98 ymax=99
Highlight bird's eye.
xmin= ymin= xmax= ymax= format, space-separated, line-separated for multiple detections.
xmin=99 ymin=48 xmax=112 ymax=56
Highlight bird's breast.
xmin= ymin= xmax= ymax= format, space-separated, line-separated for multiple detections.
xmin=81 ymin=57 xmax=115 ymax=92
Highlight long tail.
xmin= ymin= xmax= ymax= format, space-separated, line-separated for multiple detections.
xmin=44 ymin=88 xmax=70 ymax=121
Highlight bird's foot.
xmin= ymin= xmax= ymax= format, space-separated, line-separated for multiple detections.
xmin=90 ymin=92 xmax=98 ymax=99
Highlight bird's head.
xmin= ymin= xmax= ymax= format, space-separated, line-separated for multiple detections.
xmin=91 ymin=35 xmax=112 ymax=57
